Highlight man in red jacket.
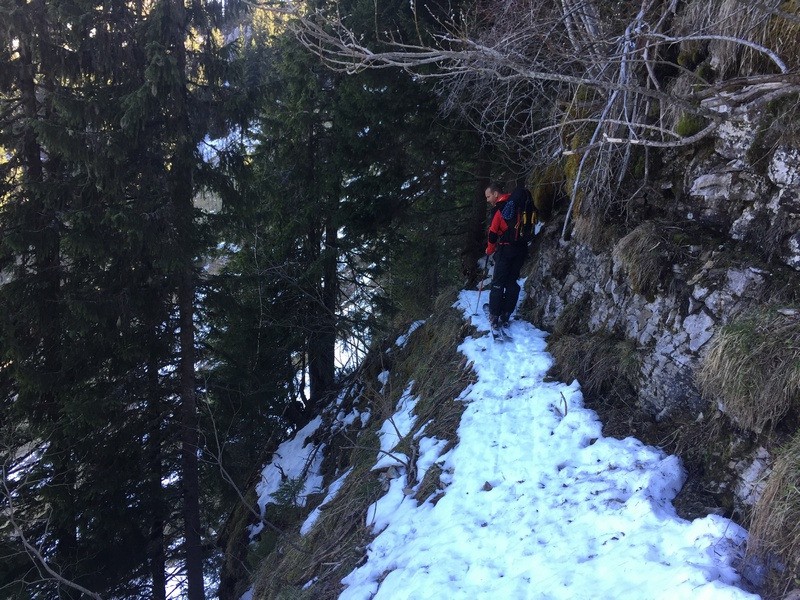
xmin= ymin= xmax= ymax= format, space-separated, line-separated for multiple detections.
xmin=485 ymin=181 xmax=534 ymax=336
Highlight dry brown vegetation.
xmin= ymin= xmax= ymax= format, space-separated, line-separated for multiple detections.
xmin=612 ymin=221 xmax=687 ymax=298
xmin=282 ymin=0 xmax=800 ymax=244
xmin=697 ymin=306 xmax=800 ymax=434
xmin=675 ymin=0 xmax=800 ymax=77
xmin=250 ymin=303 xmax=476 ymax=599
xmin=572 ymin=212 xmax=623 ymax=250
xmin=548 ymin=330 xmax=641 ymax=400
xmin=748 ymin=431 xmax=800 ymax=598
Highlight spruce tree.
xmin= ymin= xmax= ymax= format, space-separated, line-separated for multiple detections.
xmin=0 ymin=0 xmax=165 ymax=595
xmin=1 ymin=0 xmax=246 ymax=595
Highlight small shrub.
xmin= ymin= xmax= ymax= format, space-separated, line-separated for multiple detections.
xmin=271 ymin=476 xmax=307 ymax=507
xmin=697 ymin=307 xmax=800 ymax=433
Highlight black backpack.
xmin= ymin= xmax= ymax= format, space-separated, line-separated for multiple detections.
xmin=500 ymin=187 xmax=536 ymax=245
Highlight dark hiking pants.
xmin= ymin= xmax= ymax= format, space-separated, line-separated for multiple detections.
xmin=488 ymin=247 xmax=526 ymax=322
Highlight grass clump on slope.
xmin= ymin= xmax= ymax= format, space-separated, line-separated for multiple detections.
xmin=612 ymin=221 xmax=686 ymax=299
xmin=748 ymin=430 xmax=800 ymax=598
xmin=250 ymin=298 xmax=476 ymax=599
xmin=697 ymin=306 xmax=800 ymax=434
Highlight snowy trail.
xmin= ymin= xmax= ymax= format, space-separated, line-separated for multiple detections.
xmin=333 ymin=290 xmax=759 ymax=600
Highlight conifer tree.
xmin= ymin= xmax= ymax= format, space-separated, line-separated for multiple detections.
xmin=205 ymin=7 xmax=482 ymax=441
xmin=1 ymin=0 xmax=245 ymax=596
xmin=0 ymin=0 xmax=165 ymax=595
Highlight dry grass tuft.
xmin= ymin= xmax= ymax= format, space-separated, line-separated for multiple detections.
xmin=613 ymin=221 xmax=685 ymax=298
xmin=548 ymin=331 xmax=640 ymax=400
xmin=748 ymin=431 xmax=800 ymax=597
xmin=572 ymin=212 xmax=623 ymax=251
xmin=675 ymin=0 xmax=800 ymax=76
xmin=551 ymin=294 xmax=592 ymax=338
xmin=697 ymin=307 xmax=800 ymax=433
xmin=250 ymin=428 xmax=385 ymax=600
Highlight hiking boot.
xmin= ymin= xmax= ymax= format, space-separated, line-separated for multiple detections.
xmin=498 ymin=318 xmax=512 ymax=339
xmin=488 ymin=315 xmax=502 ymax=338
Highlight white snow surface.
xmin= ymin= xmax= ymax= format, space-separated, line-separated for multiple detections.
xmin=250 ymin=416 xmax=325 ymax=538
xmin=334 ymin=289 xmax=758 ymax=600
xmin=395 ymin=320 xmax=426 ymax=348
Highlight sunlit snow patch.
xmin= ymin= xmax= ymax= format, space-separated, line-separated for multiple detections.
xmin=335 ymin=289 xmax=758 ymax=600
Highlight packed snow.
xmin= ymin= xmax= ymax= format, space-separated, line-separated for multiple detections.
xmin=249 ymin=288 xmax=759 ymax=600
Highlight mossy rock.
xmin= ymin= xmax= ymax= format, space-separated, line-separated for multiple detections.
xmin=675 ymin=113 xmax=706 ymax=138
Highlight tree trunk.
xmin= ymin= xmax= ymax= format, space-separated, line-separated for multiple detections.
xmin=462 ymin=144 xmax=492 ymax=287
xmin=19 ymin=9 xmax=79 ymax=593
xmin=178 ymin=268 xmax=204 ymax=600
xmin=168 ymin=0 xmax=205 ymax=596
xmin=146 ymin=334 xmax=167 ymax=600
xmin=308 ymin=216 xmax=337 ymax=414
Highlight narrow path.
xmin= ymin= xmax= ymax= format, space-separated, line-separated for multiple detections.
xmin=338 ymin=290 xmax=757 ymax=600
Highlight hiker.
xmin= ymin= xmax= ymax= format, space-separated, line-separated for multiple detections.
xmin=485 ymin=181 xmax=535 ymax=336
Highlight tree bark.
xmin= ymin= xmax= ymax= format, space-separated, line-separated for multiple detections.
xmin=308 ymin=215 xmax=338 ymax=414
xmin=18 ymin=7 xmax=79 ymax=594
xmin=462 ymin=144 xmax=492 ymax=287
xmin=146 ymin=332 xmax=167 ymax=600
xmin=168 ymin=0 xmax=205 ymax=596
xmin=178 ymin=268 xmax=204 ymax=600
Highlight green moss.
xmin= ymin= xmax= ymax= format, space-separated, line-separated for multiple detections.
xmin=527 ymin=162 xmax=564 ymax=221
xmin=677 ymin=49 xmax=703 ymax=70
xmin=675 ymin=113 xmax=706 ymax=137
xmin=695 ymin=62 xmax=714 ymax=83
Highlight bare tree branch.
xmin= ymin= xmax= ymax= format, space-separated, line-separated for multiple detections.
xmin=257 ymin=0 xmax=798 ymax=239
xmin=1 ymin=450 xmax=104 ymax=600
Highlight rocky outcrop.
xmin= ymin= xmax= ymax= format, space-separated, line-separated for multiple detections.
xmin=522 ymin=109 xmax=800 ymax=518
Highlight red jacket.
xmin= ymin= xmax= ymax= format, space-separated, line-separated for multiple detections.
xmin=485 ymin=194 xmax=511 ymax=255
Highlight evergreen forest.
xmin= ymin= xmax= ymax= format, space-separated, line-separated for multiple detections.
xmin=3 ymin=0 xmax=800 ymax=598
xmin=0 ymin=0 xmax=490 ymax=597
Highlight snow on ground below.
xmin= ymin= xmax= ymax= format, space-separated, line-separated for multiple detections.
xmin=335 ymin=289 xmax=758 ymax=600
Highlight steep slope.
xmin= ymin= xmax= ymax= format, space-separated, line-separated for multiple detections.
xmin=233 ymin=289 xmax=758 ymax=599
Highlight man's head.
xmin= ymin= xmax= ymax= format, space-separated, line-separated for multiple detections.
xmin=485 ymin=182 xmax=503 ymax=206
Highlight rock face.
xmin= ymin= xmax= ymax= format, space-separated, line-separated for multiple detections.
xmin=523 ymin=113 xmax=800 ymax=516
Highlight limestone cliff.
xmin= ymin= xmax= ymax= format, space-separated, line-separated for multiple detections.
xmin=520 ymin=85 xmax=800 ymax=592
